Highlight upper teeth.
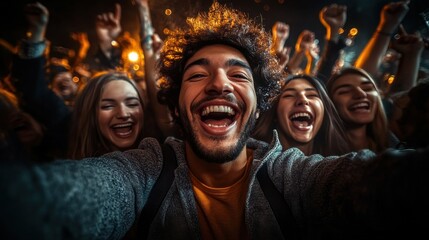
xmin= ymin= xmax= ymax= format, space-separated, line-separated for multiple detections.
xmin=201 ymin=105 xmax=235 ymax=116
xmin=352 ymin=103 xmax=368 ymax=108
xmin=112 ymin=123 xmax=132 ymax=128
xmin=290 ymin=112 xmax=311 ymax=119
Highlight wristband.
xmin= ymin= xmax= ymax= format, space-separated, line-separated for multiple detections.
xmin=18 ymin=39 xmax=47 ymax=59
xmin=141 ymin=35 xmax=153 ymax=50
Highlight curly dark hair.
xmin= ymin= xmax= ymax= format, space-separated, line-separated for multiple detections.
xmin=157 ymin=2 xmax=282 ymax=126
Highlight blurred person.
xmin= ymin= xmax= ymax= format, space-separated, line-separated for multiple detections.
xmin=0 ymin=88 xmax=44 ymax=162
xmin=47 ymin=63 xmax=78 ymax=109
xmin=11 ymin=2 xmax=71 ymax=158
xmin=390 ymin=79 xmax=429 ymax=148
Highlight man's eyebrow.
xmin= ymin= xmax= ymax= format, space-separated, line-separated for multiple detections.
xmin=226 ymin=59 xmax=251 ymax=70
xmin=183 ymin=58 xmax=251 ymax=72
xmin=184 ymin=58 xmax=209 ymax=72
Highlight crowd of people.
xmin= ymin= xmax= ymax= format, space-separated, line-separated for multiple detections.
xmin=0 ymin=0 xmax=428 ymax=239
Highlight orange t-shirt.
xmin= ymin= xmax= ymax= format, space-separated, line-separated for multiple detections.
xmin=190 ymin=150 xmax=253 ymax=240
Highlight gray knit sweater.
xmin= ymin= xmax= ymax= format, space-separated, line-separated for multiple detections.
xmin=1 ymin=131 xmax=427 ymax=239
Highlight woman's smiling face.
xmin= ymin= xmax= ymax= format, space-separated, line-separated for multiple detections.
xmin=330 ymin=73 xmax=379 ymax=126
xmin=97 ymin=80 xmax=144 ymax=151
xmin=276 ymin=78 xmax=324 ymax=145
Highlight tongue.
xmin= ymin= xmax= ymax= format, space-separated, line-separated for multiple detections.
xmin=204 ymin=118 xmax=232 ymax=127
xmin=292 ymin=120 xmax=310 ymax=130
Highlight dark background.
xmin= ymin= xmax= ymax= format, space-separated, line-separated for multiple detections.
xmin=1 ymin=0 xmax=428 ymax=67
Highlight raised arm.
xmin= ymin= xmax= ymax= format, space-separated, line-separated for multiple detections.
xmin=314 ymin=3 xmax=347 ymax=83
xmin=288 ymin=29 xmax=316 ymax=74
xmin=387 ymin=26 xmax=425 ymax=96
xmin=354 ymin=1 xmax=409 ymax=80
xmin=12 ymin=2 xmax=71 ymax=158
xmin=271 ymin=21 xmax=291 ymax=71
xmin=135 ymin=0 xmax=176 ymax=139
xmin=95 ymin=3 xmax=122 ymax=60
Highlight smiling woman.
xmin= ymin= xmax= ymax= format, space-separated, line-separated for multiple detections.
xmin=68 ymin=71 xmax=145 ymax=159
xmin=326 ymin=66 xmax=398 ymax=153
xmin=253 ymin=74 xmax=351 ymax=156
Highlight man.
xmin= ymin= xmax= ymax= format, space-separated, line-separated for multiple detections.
xmin=1 ymin=2 xmax=428 ymax=239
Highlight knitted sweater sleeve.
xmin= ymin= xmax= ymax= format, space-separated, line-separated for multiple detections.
xmin=0 ymin=138 xmax=163 ymax=240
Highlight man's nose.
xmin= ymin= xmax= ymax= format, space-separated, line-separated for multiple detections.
xmin=205 ymin=71 xmax=234 ymax=95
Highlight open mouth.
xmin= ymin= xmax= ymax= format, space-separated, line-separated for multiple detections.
xmin=289 ymin=112 xmax=314 ymax=130
xmin=12 ymin=120 xmax=39 ymax=142
xmin=349 ymin=102 xmax=370 ymax=112
xmin=111 ymin=122 xmax=133 ymax=137
xmin=13 ymin=123 xmax=30 ymax=133
xmin=11 ymin=117 xmax=30 ymax=133
xmin=200 ymin=105 xmax=237 ymax=128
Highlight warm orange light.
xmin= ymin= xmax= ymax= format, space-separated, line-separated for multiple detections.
xmin=165 ymin=9 xmax=172 ymax=16
xmin=338 ymin=28 xmax=344 ymax=34
xmin=72 ymin=76 xmax=79 ymax=83
xmin=111 ymin=40 xmax=119 ymax=47
xmin=128 ymin=51 xmax=139 ymax=62
xmin=349 ymin=28 xmax=358 ymax=36
xmin=163 ymin=28 xmax=170 ymax=35
xmin=387 ymin=75 xmax=395 ymax=85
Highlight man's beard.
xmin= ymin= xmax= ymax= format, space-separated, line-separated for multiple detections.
xmin=180 ymin=109 xmax=257 ymax=164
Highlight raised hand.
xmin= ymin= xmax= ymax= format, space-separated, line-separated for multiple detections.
xmin=24 ymin=2 xmax=49 ymax=42
xmin=295 ymin=30 xmax=316 ymax=53
xmin=378 ymin=0 xmax=410 ymax=34
xmin=391 ymin=25 xmax=425 ymax=56
xmin=272 ymin=21 xmax=290 ymax=53
xmin=319 ymin=4 xmax=346 ymax=41
xmin=271 ymin=21 xmax=290 ymax=70
xmin=96 ymin=4 xmax=122 ymax=43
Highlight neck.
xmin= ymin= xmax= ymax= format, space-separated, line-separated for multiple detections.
xmin=346 ymin=125 xmax=369 ymax=150
xmin=185 ymin=143 xmax=249 ymax=188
